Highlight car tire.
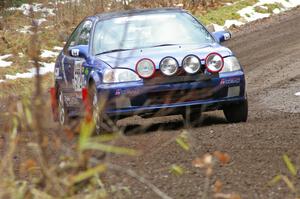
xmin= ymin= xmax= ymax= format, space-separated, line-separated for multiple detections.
xmin=223 ymin=99 xmax=248 ymax=123
xmin=88 ymin=83 xmax=117 ymax=134
xmin=58 ymin=91 xmax=69 ymax=126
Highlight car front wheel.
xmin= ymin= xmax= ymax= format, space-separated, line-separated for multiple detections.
xmin=88 ymin=83 xmax=117 ymax=134
xmin=223 ymin=99 xmax=248 ymax=123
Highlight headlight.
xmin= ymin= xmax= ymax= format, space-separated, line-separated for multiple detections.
xmin=205 ymin=53 xmax=224 ymax=73
xmin=220 ymin=56 xmax=241 ymax=73
xmin=182 ymin=55 xmax=201 ymax=74
xmin=135 ymin=58 xmax=156 ymax=78
xmin=103 ymin=68 xmax=141 ymax=83
xmin=160 ymin=57 xmax=179 ymax=76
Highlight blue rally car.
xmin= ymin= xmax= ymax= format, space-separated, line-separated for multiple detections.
xmin=51 ymin=8 xmax=248 ymax=132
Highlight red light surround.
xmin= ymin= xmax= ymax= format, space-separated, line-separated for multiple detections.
xmin=82 ymin=87 xmax=91 ymax=114
xmin=135 ymin=58 xmax=156 ymax=78
xmin=50 ymin=87 xmax=58 ymax=121
xmin=205 ymin=52 xmax=224 ymax=73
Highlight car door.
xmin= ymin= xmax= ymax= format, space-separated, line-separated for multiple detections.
xmin=60 ymin=20 xmax=93 ymax=110
xmin=62 ymin=20 xmax=93 ymax=91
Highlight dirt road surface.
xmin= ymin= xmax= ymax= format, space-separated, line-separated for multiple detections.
xmin=107 ymin=7 xmax=300 ymax=199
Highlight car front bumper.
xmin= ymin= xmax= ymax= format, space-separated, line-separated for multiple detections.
xmin=97 ymin=70 xmax=246 ymax=116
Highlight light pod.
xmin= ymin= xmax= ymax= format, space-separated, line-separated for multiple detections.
xmin=160 ymin=57 xmax=179 ymax=76
xmin=135 ymin=58 xmax=156 ymax=78
xmin=182 ymin=55 xmax=201 ymax=74
xmin=205 ymin=53 xmax=224 ymax=73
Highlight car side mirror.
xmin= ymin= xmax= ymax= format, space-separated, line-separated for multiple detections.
xmin=69 ymin=45 xmax=88 ymax=59
xmin=213 ymin=31 xmax=231 ymax=43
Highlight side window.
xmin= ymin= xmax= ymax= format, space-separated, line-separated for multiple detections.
xmin=68 ymin=23 xmax=84 ymax=48
xmin=64 ymin=20 xmax=93 ymax=54
xmin=77 ymin=21 xmax=93 ymax=46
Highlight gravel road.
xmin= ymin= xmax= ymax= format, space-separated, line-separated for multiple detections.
xmin=0 ymin=6 xmax=299 ymax=199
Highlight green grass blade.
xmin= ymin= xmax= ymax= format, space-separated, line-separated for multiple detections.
xmin=175 ymin=133 xmax=189 ymax=151
xmin=268 ymin=174 xmax=282 ymax=186
xmin=170 ymin=164 xmax=184 ymax=176
xmin=83 ymin=142 xmax=138 ymax=156
xmin=283 ymin=154 xmax=297 ymax=176
xmin=282 ymin=175 xmax=296 ymax=193
xmin=69 ymin=164 xmax=107 ymax=185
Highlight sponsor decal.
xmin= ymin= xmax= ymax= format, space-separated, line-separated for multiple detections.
xmin=55 ymin=67 xmax=62 ymax=79
xmin=220 ymin=77 xmax=240 ymax=85
xmin=224 ymin=33 xmax=231 ymax=41
xmin=71 ymin=49 xmax=79 ymax=57
xmin=84 ymin=67 xmax=89 ymax=76
xmin=72 ymin=61 xmax=85 ymax=91
xmin=64 ymin=94 xmax=80 ymax=106
xmin=125 ymin=89 xmax=141 ymax=96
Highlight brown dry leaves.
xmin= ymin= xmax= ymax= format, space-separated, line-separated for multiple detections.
xmin=192 ymin=151 xmax=241 ymax=199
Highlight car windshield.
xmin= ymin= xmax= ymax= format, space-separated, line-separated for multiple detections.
xmin=93 ymin=12 xmax=215 ymax=55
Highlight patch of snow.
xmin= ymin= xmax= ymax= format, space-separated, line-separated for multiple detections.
xmin=259 ymin=5 xmax=268 ymax=10
xmin=49 ymin=0 xmax=82 ymax=5
xmin=225 ymin=3 xmax=233 ymax=6
xmin=295 ymin=92 xmax=300 ymax=96
xmin=5 ymin=62 xmax=55 ymax=80
xmin=259 ymin=0 xmax=300 ymax=9
xmin=208 ymin=0 xmax=300 ymax=30
xmin=273 ymin=8 xmax=281 ymax=14
xmin=174 ymin=3 xmax=184 ymax=8
xmin=224 ymin=20 xmax=245 ymax=28
xmin=211 ymin=24 xmax=225 ymax=32
xmin=17 ymin=25 xmax=33 ymax=34
xmin=210 ymin=20 xmax=245 ymax=32
xmin=34 ymin=18 xmax=47 ymax=26
xmin=0 ymin=54 xmax=12 ymax=60
xmin=0 ymin=80 xmax=5 ymax=83
xmin=53 ymin=46 xmax=63 ymax=51
xmin=0 ymin=54 xmax=13 ymax=68
xmin=238 ymin=0 xmax=300 ymax=23
xmin=41 ymin=50 xmax=59 ymax=58
xmin=238 ymin=7 xmax=270 ymax=22
xmin=8 ymin=3 xmax=55 ymax=17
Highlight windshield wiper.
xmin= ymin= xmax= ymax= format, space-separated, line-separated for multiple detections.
xmin=149 ymin=44 xmax=180 ymax=48
xmin=96 ymin=48 xmax=132 ymax=55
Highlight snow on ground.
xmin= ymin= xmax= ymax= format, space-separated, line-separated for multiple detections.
xmin=238 ymin=6 xmax=270 ymax=22
xmin=295 ymin=92 xmax=300 ymax=96
xmin=35 ymin=18 xmax=47 ymax=26
xmin=49 ymin=0 xmax=82 ymax=5
xmin=0 ymin=54 xmax=13 ymax=68
xmin=5 ymin=62 xmax=54 ymax=80
xmin=8 ymin=3 xmax=55 ymax=17
xmin=16 ymin=25 xmax=33 ymax=34
xmin=53 ymin=46 xmax=63 ymax=51
xmin=239 ymin=0 xmax=300 ymax=22
xmin=41 ymin=50 xmax=59 ymax=58
xmin=212 ymin=0 xmax=300 ymax=31
xmin=224 ymin=20 xmax=245 ymax=28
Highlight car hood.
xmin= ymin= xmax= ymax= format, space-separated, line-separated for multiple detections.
xmin=96 ymin=43 xmax=232 ymax=70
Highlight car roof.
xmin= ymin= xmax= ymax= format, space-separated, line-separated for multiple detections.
xmin=94 ymin=7 xmax=186 ymax=21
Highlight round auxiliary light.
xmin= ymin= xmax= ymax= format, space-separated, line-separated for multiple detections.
xmin=160 ymin=57 xmax=179 ymax=76
xmin=135 ymin=58 xmax=156 ymax=78
xmin=205 ymin=53 xmax=224 ymax=73
xmin=182 ymin=55 xmax=201 ymax=74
